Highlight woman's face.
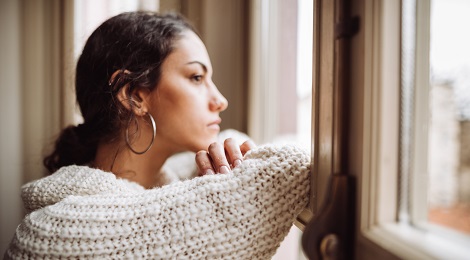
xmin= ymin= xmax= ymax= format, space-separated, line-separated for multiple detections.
xmin=147 ymin=30 xmax=228 ymax=153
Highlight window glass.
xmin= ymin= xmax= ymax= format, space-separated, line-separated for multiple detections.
xmin=427 ymin=0 xmax=470 ymax=234
xmin=271 ymin=0 xmax=312 ymax=258
xmin=295 ymin=0 xmax=313 ymax=145
xmin=268 ymin=0 xmax=312 ymax=147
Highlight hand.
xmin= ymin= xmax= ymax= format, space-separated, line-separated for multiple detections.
xmin=196 ymin=138 xmax=256 ymax=176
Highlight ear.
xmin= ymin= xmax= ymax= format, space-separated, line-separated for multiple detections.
xmin=116 ymin=81 xmax=151 ymax=117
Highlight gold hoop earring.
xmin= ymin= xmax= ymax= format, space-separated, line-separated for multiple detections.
xmin=125 ymin=113 xmax=156 ymax=155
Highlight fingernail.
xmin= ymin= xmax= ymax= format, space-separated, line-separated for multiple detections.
xmin=219 ymin=165 xmax=230 ymax=174
xmin=204 ymin=169 xmax=215 ymax=175
xmin=234 ymin=159 xmax=242 ymax=167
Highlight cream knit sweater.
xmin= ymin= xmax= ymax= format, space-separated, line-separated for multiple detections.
xmin=5 ymin=144 xmax=310 ymax=259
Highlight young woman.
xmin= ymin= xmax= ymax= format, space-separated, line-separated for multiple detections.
xmin=5 ymin=12 xmax=310 ymax=259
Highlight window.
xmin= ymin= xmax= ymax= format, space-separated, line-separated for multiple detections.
xmin=352 ymin=0 xmax=470 ymax=258
xmin=248 ymin=1 xmax=313 ymax=259
xmin=248 ymin=0 xmax=312 ymax=149
xmin=426 ymin=0 xmax=470 ymax=235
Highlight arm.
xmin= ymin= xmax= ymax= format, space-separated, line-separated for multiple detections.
xmin=7 ymin=144 xmax=310 ymax=259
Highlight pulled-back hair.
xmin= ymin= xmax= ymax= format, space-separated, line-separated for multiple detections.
xmin=44 ymin=12 xmax=196 ymax=173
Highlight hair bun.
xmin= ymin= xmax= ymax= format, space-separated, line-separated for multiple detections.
xmin=75 ymin=123 xmax=88 ymax=137
xmin=43 ymin=124 xmax=97 ymax=173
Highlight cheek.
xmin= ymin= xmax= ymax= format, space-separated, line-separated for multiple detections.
xmin=160 ymin=82 xmax=201 ymax=107
xmin=155 ymin=91 xmax=204 ymax=129
xmin=151 ymin=84 xmax=212 ymax=136
xmin=170 ymin=90 xmax=207 ymax=118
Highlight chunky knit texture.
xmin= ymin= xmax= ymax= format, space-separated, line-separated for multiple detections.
xmin=5 ymin=144 xmax=310 ymax=259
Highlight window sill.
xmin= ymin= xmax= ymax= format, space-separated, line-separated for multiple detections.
xmin=363 ymin=222 xmax=470 ymax=259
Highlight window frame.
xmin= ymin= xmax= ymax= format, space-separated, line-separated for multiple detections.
xmin=351 ymin=0 xmax=470 ymax=258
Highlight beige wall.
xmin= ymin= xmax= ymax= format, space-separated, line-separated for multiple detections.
xmin=0 ymin=0 xmax=23 ymax=254
xmin=161 ymin=0 xmax=249 ymax=133
xmin=0 ymin=0 xmax=75 ymax=253
xmin=198 ymin=0 xmax=249 ymax=133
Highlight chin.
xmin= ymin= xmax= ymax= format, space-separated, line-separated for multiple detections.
xmin=199 ymin=137 xmax=218 ymax=151
xmin=186 ymin=132 xmax=219 ymax=152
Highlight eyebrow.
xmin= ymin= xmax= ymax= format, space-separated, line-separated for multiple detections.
xmin=186 ymin=61 xmax=208 ymax=72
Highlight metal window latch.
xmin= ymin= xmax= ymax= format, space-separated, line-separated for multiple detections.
xmin=335 ymin=16 xmax=360 ymax=39
xmin=302 ymin=174 xmax=356 ymax=259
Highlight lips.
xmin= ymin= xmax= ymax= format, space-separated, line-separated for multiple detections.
xmin=207 ymin=118 xmax=222 ymax=130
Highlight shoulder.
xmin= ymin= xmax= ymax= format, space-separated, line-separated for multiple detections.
xmin=23 ymin=165 xmax=142 ymax=192
xmin=21 ymin=165 xmax=144 ymax=213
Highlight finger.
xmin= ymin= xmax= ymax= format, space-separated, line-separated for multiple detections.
xmin=240 ymin=140 xmax=256 ymax=156
xmin=224 ymin=138 xmax=243 ymax=169
xmin=207 ymin=142 xmax=231 ymax=174
xmin=195 ymin=150 xmax=215 ymax=176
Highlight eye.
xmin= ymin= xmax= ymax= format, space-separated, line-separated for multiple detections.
xmin=191 ymin=74 xmax=203 ymax=84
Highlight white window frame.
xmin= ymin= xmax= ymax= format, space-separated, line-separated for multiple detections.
xmin=355 ymin=0 xmax=470 ymax=258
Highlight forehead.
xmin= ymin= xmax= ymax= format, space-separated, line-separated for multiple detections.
xmin=163 ymin=30 xmax=211 ymax=69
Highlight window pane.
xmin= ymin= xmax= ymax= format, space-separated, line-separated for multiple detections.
xmin=427 ymin=0 xmax=470 ymax=234
xmin=248 ymin=0 xmax=312 ymax=148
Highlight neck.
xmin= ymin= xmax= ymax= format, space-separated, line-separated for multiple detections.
xmin=93 ymin=138 xmax=176 ymax=189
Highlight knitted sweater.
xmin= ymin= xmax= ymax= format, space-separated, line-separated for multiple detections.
xmin=5 ymin=144 xmax=310 ymax=259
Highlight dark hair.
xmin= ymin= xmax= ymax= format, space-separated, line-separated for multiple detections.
xmin=44 ymin=11 xmax=196 ymax=173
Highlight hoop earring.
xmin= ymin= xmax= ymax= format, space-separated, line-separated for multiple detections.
xmin=125 ymin=113 xmax=156 ymax=155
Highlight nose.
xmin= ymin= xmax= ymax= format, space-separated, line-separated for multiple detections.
xmin=209 ymin=85 xmax=228 ymax=112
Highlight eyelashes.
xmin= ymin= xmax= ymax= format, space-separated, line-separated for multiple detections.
xmin=191 ymin=74 xmax=204 ymax=83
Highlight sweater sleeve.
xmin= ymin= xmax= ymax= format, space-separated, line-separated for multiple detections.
xmin=6 ymin=144 xmax=310 ymax=260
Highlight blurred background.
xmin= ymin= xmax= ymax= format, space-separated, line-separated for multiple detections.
xmin=426 ymin=0 xmax=470 ymax=234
